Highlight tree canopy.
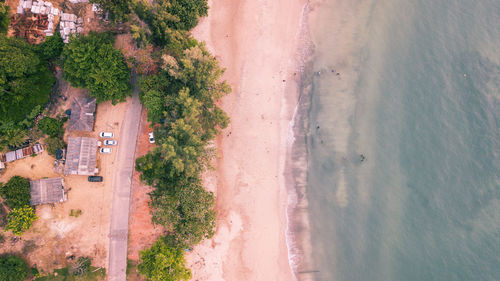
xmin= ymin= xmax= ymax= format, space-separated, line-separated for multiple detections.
xmin=138 ymin=239 xmax=191 ymax=281
xmin=132 ymin=0 xmax=228 ymax=278
xmin=62 ymin=32 xmax=131 ymax=104
xmin=0 ymin=4 xmax=9 ymax=35
xmin=151 ymin=181 xmax=215 ymax=249
xmin=0 ymin=36 xmax=54 ymax=123
xmin=140 ymin=45 xmax=230 ymax=140
xmin=133 ymin=1 xmax=199 ymax=53
xmin=37 ymin=33 xmax=64 ymax=61
xmin=165 ymin=0 xmax=208 ymax=30
xmin=0 ymin=255 xmax=28 ymax=281
xmin=0 ymin=176 xmax=31 ymax=210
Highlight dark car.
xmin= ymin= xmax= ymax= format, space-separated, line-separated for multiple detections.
xmin=88 ymin=176 xmax=103 ymax=182
xmin=56 ymin=149 xmax=63 ymax=160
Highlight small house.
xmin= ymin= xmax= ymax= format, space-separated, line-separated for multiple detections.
xmin=65 ymin=137 xmax=98 ymax=175
xmin=30 ymin=178 xmax=67 ymax=206
xmin=68 ymin=97 xmax=96 ymax=132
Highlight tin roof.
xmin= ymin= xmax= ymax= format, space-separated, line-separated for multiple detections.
xmin=68 ymin=97 xmax=96 ymax=132
xmin=64 ymin=137 xmax=98 ymax=175
xmin=30 ymin=177 xmax=67 ymax=205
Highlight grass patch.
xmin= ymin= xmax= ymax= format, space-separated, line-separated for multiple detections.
xmin=35 ymin=266 xmax=106 ymax=281
xmin=69 ymin=209 xmax=82 ymax=218
xmin=126 ymin=259 xmax=143 ymax=281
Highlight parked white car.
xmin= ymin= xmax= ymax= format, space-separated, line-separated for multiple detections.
xmin=148 ymin=132 xmax=155 ymax=144
xmin=104 ymin=140 xmax=117 ymax=146
xmin=100 ymin=147 xmax=112 ymax=154
xmin=99 ymin=132 xmax=114 ymax=138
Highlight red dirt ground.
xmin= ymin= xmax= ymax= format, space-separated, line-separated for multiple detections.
xmin=127 ymin=109 xmax=163 ymax=263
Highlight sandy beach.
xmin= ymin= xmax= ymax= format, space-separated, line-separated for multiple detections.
xmin=189 ymin=0 xmax=307 ymax=280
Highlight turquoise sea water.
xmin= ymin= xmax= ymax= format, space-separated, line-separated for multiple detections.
xmin=299 ymin=0 xmax=500 ymax=280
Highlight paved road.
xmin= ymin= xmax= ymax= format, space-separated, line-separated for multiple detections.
xmin=108 ymin=71 xmax=142 ymax=281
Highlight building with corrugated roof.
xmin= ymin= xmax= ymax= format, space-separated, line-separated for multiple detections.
xmin=30 ymin=177 xmax=67 ymax=206
xmin=68 ymin=97 xmax=96 ymax=132
xmin=64 ymin=137 xmax=98 ymax=175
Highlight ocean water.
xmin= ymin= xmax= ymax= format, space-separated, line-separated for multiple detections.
xmin=295 ymin=0 xmax=500 ymax=280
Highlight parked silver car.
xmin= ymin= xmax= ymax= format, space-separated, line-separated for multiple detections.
xmin=104 ymin=140 xmax=117 ymax=146
xmin=99 ymin=132 xmax=114 ymax=138
xmin=99 ymin=147 xmax=112 ymax=154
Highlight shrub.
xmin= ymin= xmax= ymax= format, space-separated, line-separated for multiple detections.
xmin=0 ymin=176 xmax=30 ymax=209
xmin=71 ymin=257 xmax=91 ymax=276
xmin=45 ymin=137 xmax=65 ymax=156
xmin=38 ymin=117 xmax=63 ymax=137
xmin=0 ymin=255 xmax=28 ymax=281
xmin=90 ymin=0 xmax=132 ymax=22
xmin=5 ymin=206 xmax=38 ymax=236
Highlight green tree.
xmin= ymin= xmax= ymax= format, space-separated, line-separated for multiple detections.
xmin=90 ymin=0 xmax=132 ymax=22
xmin=37 ymin=117 xmax=63 ymax=137
xmin=45 ymin=137 xmax=65 ymax=156
xmin=37 ymin=33 xmax=64 ymax=61
xmin=0 ymin=255 xmax=28 ymax=281
xmin=141 ymin=89 xmax=164 ymax=123
xmin=62 ymin=32 xmax=131 ymax=104
xmin=144 ymin=46 xmax=230 ymax=140
xmin=136 ymin=117 xmax=209 ymax=185
xmin=0 ymin=4 xmax=9 ymax=35
xmin=166 ymin=0 xmax=208 ymax=30
xmin=151 ymin=182 xmax=216 ymax=249
xmin=130 ymin=24 xmax=150 ymax=48
xmin=5 ymin=206 xmax=38 ymax=236
xmin=138 ymin=239 xmax=191 ymax=281
xmin=0 ymin=36 xmax=54 ymax=123
xmin=0 ymin=176 xmax=30 ymax=209
xmin=0 ymin=127 xmax=26 ymax=150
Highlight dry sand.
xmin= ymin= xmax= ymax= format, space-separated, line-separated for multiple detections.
xmin=189 ymin=0 xmax=307 ymax=280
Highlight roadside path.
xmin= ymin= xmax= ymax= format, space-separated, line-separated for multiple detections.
xmin=108 ymin=70 xmax=142 ymax=281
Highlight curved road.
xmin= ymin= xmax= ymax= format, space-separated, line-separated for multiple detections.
xmin=108 ymin=70 xmax=142 ymax=281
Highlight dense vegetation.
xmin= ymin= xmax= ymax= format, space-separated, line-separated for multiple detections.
xmin=138 ymin=239 xmax=191 ymax=281
xmin=135 ymin=45 xmax=229 ymax=251
xmin=62 ymin=32 xmax=131 ymax=104
xmin=133 ymin=1 xmax=199 ymax=56
xmin=0 ymin=36 xmax=54 ymax=123
xmin=0 ymin=3 xmax=9 ymax=34
xmin=0 ymin=177 xmax=36 ymax=235
xmin=37 ymin=117 xmax=64 ymax=138
xmin=0 ymin=31 xmax=63 ymax=151
xmin=36 ymin=33 xmax=64 ymax=61
xmin=0 ymin=176 xmax=31 ymax=210
xmin=132 ymin=0 xmax=230 ymax=279
xmin=0 ymin=255 xmax=28 ymax=281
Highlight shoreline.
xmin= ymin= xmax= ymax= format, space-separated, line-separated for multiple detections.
xmin=189 ymin=0 xmax=310 ymax=280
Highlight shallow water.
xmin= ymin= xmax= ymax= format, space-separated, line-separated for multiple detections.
xmin=298 ymin=0 xmax=500 ymax=280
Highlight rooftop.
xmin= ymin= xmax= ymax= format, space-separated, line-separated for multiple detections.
xmin=68 ymin=97 xmax=96 ymax=132
xmin=65 ymin=137 xmax=98 ymax=175
xmin=30 ymin=177 xmax=67 ymax=206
